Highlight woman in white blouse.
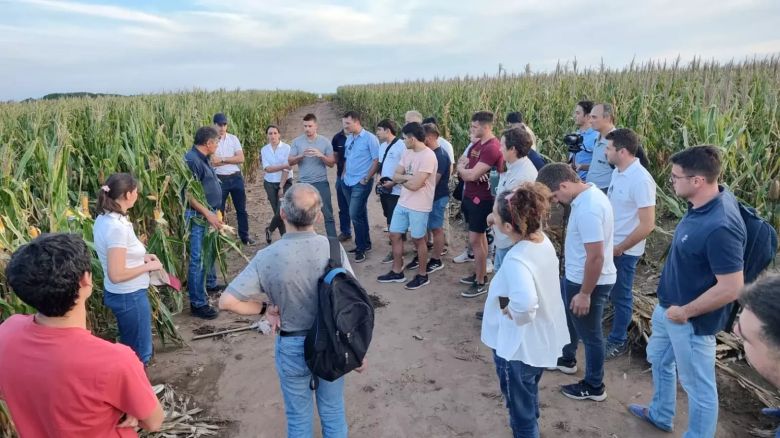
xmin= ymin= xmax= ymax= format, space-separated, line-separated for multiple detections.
xmin=93 ymin=173 xmax=163 ymax=366
xmin=260 ymin=125 xmax=293 ymax=244
xmin=480 ymin=182 xmax=570 ymax=438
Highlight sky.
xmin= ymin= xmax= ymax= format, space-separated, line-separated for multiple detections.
xmin=1 ymin=0 xmax=779 ymax=100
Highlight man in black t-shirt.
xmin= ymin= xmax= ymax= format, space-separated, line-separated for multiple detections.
xmin=423 ymin=123 xmax=451 ymax=273
xmin=332 ymin=128 xmax=351 ymax=241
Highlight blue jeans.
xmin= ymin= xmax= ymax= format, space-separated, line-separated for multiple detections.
xmin=336 ymin=177 xmax=352 ymax=236
xmin=493 ymin=351 xmax=543 ymax=438
xmin=494 ymin=246 xmax=511 ymax=272
xmin=186 ymin=209 xmax=217 ymax=308
xmin=311 ymin=181 xmax=337 ymax=238
xmin=560 ymin=279 xmax=613 ymax=388
xmin=275 ymin=336 xmax=348 ymax=438
xmin=647 ymin=305 xmax=718 ymax=437
xmin=339 ymin=179 xmax=373 ymax=251
xmin=607 ymin=254 xmax=640 ymax=345
xmin=103 ymin=289 xmax=153 ymax=365
xmin=219 ymin=173 xmax=249 ymax=242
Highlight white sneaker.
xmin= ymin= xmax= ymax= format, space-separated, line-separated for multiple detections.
xmin=383 ymin=226 xmax=389 ymax=232
xmin=486 ymin=259 xmax=494 ymax=274
xmin=453 ymin=250 xmax=475 ymax=264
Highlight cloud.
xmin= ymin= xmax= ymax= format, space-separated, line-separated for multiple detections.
xmin=13 ymin=0 xmax=177 ymax=27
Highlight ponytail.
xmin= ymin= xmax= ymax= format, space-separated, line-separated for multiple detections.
xmin=96 ymin=173 xmax=138 ymax=216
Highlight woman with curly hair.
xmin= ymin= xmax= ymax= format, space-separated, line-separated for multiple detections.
xmin=480 ymin=182 xmax=570 ymax=438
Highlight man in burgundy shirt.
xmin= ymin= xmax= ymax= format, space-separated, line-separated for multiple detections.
xmin=0 ymin=233 xmax=164 ymax=437
xmin=456 ymin=111 xmax=505 ymax=298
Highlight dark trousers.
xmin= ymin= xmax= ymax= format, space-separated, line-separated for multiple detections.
xmin=264 ymin=179 xmax=292 ymax=235
xmin=379 ymin=193 xmax=400 ymax=227
xmin=336 ymin=176 xmax=352 ymax=236
xmin=220 ymin=173 xmax=249 ymax=242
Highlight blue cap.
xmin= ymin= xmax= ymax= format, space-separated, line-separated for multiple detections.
xmin=213 ymin=113 xmax=228 ymax=124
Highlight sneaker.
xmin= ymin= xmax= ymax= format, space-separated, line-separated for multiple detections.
xmin=383 ymin=226 xmax=389 ymax=232
xmin=377 ymin=270 xmax=405 ymax=283
xmin=628 ymin=404 xmax=673 ymax=433
xmin=348 ymin=244 xmax=372 ymax=253
xmin=405 ymin=274 xmax=430 ymax=290
xmin=354 ymin=251 xmax=366 ymax=263
xmin=206 ymin=284 xmax=226 ymax=294
xmin=426 ymin=258 xmax=444 ymax=274
xmin=561 ymin=380 xmax=607 ymax=402
xmin=605 ymin=341 xmax=629 ymax=360
xmin=475 ymin=311 xmax=483 ymax=320
xmin=191 ymin=304 xmax=218 ymax=320
xmin=264 ymin=228 xmax=272 ymax=244
xmin=546 ymin=358 xmax=578 ymax=374
xmin=242 ymin=238 xmax=257 ymax=246
xmin=461 ymin=282 xmax=487 ymax=298
xmin=453 ymin=250 xmax=475 ymax=264
xmin=338 ymin=233 xmax=352 ymax=242
xmin=405 ymin=256 xmax=420 ymax=271
xmin=459 ymin=273 xmax=477 ymax=285
xmin=486 ymin=258 xmax=494 ymax=274
xmin=381 ymin=252 xmax=394 ymax=264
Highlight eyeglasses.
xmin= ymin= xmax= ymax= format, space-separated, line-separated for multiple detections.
xmin=668 ymin=174 xmax=697 ymax=183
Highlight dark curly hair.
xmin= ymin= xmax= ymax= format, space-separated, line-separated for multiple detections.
xmin=495 ymin=182 xmax=551 ymax=239
xmin=5 ymin=233 xmax=92 ymax=317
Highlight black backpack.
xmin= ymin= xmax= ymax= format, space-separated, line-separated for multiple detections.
xmin=725 ymin=203 xmax=778 ymax=331
xmin=305 ymin=237 xmax=375 ymax=389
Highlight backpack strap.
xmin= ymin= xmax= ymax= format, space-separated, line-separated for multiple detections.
xmin=328 ymin=236 xmax=342 ymax=268
xmin=379 ymin=136 xmax=401 ymax=166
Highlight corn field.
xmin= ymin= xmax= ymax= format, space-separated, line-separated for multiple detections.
xmin=0 ymin=89 xmax=317 ymax=342
xmin=335 ymin=57 xmax=780 ymax=226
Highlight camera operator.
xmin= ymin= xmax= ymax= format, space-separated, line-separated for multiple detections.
xmin=568 ymin=101 xmax=599 ymax=181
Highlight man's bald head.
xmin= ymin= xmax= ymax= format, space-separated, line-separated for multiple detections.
xmin=405 ymin=110 xmax=423 ymax=124
xmin=281 ymin=183 xmax=322 ymax=228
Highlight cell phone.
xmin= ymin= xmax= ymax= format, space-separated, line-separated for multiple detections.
xmin=499 ymin=296 xmax=510 ymax=309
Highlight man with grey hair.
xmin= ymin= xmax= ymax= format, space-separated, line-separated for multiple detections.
xmin=587 ymin=103 xmax=617 ymax=192
xmin=219 ymin=183 xmax=364 ymax=437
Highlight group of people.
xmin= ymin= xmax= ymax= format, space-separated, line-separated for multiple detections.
xmin=0 ymin=103 xmax=778 ymax=438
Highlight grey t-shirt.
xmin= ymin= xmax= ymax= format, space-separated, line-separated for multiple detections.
xmin=290 ymin=134 xmax=333 ymax=183
xmin=226 ymin=231 xmax=352 ymax=332
xmin=587 ymin=134 xmax=614 ymax=189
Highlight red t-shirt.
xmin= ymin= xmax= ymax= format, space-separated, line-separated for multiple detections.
xmin=0 ymin=314 xmax=159 ymax=437
xmin=463 ymin=137 xmax=504 ymax=201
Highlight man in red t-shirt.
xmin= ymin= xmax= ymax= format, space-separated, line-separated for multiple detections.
xmin=456 ymin=111 xmax=505 ymax=298
xmin=0 ymin=233 xmax=164 ymax=437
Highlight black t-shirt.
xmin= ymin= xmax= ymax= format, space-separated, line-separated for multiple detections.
xmin=332 ymin=130 xmax=347 ymax=177
xmin=432 ymin=146 xmax=451 ymax=200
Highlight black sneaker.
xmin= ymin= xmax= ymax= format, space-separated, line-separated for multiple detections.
xmin=405 ymin=274 xmax=430 ymax=290
xmin=354 ymin=251 xmax=366 ymax=263
xmin=405 ymin=256 xmax=420 ymax=271
xmin=426 ymin=258 xmax=444 ymax=274
xmin=242 ymin=238 xmax=257 ymax=246
xmin=191 ymin=304 xmax=218 ymax=320
xmin=338 ymin=233 xmax=352 ymax=242
xmin=377 ymin=270 xmax=405 ymax=283
xmin=348 ymin=245 xmax=372 ymax=253
xmin=605 ymin=341 xmax=629 ymax=360
xmin=461 ymin=282 xmax=487 ymax=298
xmin=546 ymin=357 xmax=578 ymax=374
xmin=459 ymin=273 xmax=477 ymax=285
xmin=475 ymin=311 xmax=483 ymax=320
xmin=265 ymin=228 xmax=272 ymax=244
xmin=206 ymin=284 xmax=226 ymax=294
xmin=561 ymin=380 xmax=607 ymax=402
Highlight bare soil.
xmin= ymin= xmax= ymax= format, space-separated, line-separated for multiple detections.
xmin=147 ymin=101 xmax=768 ymax=437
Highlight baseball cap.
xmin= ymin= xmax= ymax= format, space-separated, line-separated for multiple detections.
xmin=213 ymin=113 xmax=228 ymax=125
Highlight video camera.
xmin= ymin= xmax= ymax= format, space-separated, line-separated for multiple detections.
xmin=563 ymin=133 xmax=584 ymax=154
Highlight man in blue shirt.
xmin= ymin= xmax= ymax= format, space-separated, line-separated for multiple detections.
xmin=183 ymin=126 xmax=225 ymax=320
xmin=569 ymin=101 xmax=599 ymax=181
xmin=339 ymin=110 xmax=380 ymax=263
xmin=629 ymin=145 xmax=746 ymax=436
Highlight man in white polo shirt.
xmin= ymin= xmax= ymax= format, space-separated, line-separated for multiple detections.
xmin=537 ymin=163 xmax=616 ymax=402
xmin=212 ymin=113 xmax=254 ymax=245
xmin=604 ymin=128 xmax=656 ymax=359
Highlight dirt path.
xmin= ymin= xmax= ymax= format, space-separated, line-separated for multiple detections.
xmin=148 ymin=101 xmax=754 ymax=437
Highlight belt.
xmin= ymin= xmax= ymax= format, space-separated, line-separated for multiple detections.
xmin=217 ymin=172 xmax=241 ymax=180
xmin=279 ymin=330 xmax=308 ymax=337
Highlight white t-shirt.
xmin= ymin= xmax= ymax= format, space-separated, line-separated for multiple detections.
xmin=481 ymin=235 xmax=570 ymax=366
xmin=565 ymin=184 xmax=617 ymax=285
xmin=379 ymin=139 xmax=405 ymax=196
xmin=261 ymin=142 xmax=293 ymax=183
xmin=493 ymin=157 xmax=539 ymax=249
xmin=214 ymin=133 xmax=243 ymax=175
xmin=93 ymin=212 xmax=150 ymax=294
xmin=608 ymin=159 xmax=656 ymax=256
xmin=437 ymin=137 xmax=455 ymax=165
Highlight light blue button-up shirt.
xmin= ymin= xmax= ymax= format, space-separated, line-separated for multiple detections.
xmin=575 ymin=127 xmax=599 ymax=181
xmin=343 ymin=128 xmax=380 ymax=186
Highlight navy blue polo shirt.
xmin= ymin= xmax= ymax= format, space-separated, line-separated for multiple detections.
xmin=184 ymin=146 xmax=222 ymax=210
xmin=528 ymin=149 xmax=546 ymax=171
xmin=432 ymin=146 xmax=451 ymax=200
xmin=657 ymin=186 xmax=746 ymax=335
xmin=332 ymin=130 xmax=347 ymax=178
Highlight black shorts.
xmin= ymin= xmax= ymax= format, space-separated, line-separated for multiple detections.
xmin=462 ymin=197 xmax=494 ymax=233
